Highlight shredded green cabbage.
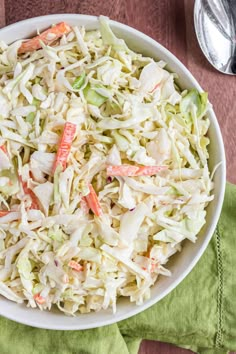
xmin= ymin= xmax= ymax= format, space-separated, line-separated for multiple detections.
xmin=0 ymin=16 xmax=214 ymax=315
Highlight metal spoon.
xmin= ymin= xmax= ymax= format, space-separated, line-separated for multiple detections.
xmin=194 ymin=0 xmax=236 ymax=74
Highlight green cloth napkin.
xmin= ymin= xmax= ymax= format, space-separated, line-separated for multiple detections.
xmin=1 ymin=183 xmax=235 ymax=354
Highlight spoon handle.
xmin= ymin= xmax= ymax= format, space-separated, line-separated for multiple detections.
xmin=194 ymin=0 xmax=236 ymax=74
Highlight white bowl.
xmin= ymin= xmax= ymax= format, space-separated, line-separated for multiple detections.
xmin=0 ymin=14 xmax=226 ymax=330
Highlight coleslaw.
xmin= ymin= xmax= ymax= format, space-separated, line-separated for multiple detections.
xmin=0 ymin=16 xmax=213 ymax=315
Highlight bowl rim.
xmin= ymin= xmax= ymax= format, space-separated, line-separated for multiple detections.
xmin=0 ymin=13 xmax=226 ymax=330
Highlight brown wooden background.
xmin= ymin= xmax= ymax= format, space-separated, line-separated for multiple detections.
xmin=0 ymin=0 xmax=235 ymax=353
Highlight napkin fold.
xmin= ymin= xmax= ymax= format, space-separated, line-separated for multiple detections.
xmin=1 ymin=183 xmax=235 ymax=354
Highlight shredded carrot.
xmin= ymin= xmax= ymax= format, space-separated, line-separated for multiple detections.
xmin=53 ymin=122 xmax=76 ymax=173
xmin=23 ymin=183 xmax=39 ymax=209
xmin=0 ymin=145 xmax=7 ymax=154
xmin=68 ymin=260 xmax=83 ymax=272
xmin=19 ymin=176 xmax=39 ymax=210
xmin=84 ymin=184 xmax=102 ymax=217
xmin=107 ymin=165 xmax=167 ymax=177
xmin=0 ymin=211 xmax=11 ymax=217
xmin=18 ymin=22 xmax=71 ymax=54
xmin=34 ymin=293 xmax=46 ymax=305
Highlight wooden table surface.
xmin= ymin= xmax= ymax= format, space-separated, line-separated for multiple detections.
xmin=0 ymin=0 xmax=235 ymax=353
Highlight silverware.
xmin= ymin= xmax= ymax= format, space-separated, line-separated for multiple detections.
xmin=194 ymin=0 xmax=236 ymax=75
